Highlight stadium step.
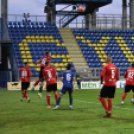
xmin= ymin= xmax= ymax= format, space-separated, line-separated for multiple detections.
xmin=59 ymin=27 xmax=91 ymax=76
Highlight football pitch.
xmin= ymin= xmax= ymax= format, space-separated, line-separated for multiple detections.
xmin=1 ymin=89 xmax=134 ymax=134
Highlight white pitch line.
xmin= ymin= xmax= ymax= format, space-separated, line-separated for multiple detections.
xmin=75 ymin=100 xmax=134 ymax=111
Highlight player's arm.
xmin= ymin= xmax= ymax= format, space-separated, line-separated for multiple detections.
xmin=116 ymin=68 xmax=119 ymax=81
xmin=28 ymin=69 xmax=32 ymax=77
xmin=50 ymin=63 xmax=56 ymax=68
xmin=55 ymin=71 xmax=58 ymax=80
xmin=124 ymin=71 xmax=127 ymax=78
xmin=100 ymin=66 xmax=106 ymax=84
xmin=35 ymin=60 xmax=41 ymax=65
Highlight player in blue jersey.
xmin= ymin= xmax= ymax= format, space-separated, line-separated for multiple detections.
xmin=53 ymin=63 xmax=75 ymax=110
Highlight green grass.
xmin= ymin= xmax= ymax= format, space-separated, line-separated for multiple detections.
xmin=1 ymin=89 xmax=134 ymax=134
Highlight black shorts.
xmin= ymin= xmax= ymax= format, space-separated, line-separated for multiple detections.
xmin=46 ymin=83 xmax=57 ymax=92
xmin=21 ymin=82 xmax=30 ymax=90
xmin=100 ymin=86 xmax=116 ymax=98
xmin=125 ymin=85 xmax=134 ymax=93
xmin=39 ymin=67 xmax=45 ymax=78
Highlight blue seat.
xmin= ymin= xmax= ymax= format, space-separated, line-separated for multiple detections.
xmin=58 ymin=59 xmax=62 ymax=63
xmin=32 ymin=72 xmax=37 ymax=77
xmin=31 ymin=68 xmax=36 ymax=72
xmin=52 ymin=59 xmax=57 ymax=63
xmin=19 ymin=63 xmax=23 ymax=67
xmin=34 ymin=47 xmax=38 ymax=51
xmin=58 ymin=72 xmax=62 ymax=76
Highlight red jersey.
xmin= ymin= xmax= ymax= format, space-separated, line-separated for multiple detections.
xmin=20 ymin=67 xmax=31 ymax=82
xmin=40 ymin=57 xmax=51 ymax=68
xmin=43 ymin=66 xmax=57 ymax=86
xmin=124 ymin=68 xmax=134 ymax=85
xmin=100 ymin=63 xmax=119 ymax=86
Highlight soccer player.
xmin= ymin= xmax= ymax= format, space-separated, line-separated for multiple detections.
xmin=31 ymin=51 xmax=54 ymax=98
xmin=121 ymin=63 xmax=134 ymax=105
xmin=20 ymin=62 xmax=31 ymax=102
xmin=100 ymin=56 xmax=119 ymax=117
xmin=53 ymin=63 xmax=75 ymax=110
xmin=43 ymin=61 xmax=58 ymax=108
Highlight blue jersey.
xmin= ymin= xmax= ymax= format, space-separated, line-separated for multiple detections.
xmin=62 ymin=70 xmax=75 ymax=89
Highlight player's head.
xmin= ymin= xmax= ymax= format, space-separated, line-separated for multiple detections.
xmin=45 ymin=61 xmax=50 ymax=67
xmin=46 ymin=51 xmax=51 ymax=57
xmin=66 ymin=63 xmax=72 ymax=70
xmin=24 ymin=62 xmax=29 ymax=67
xmin=131 ymin=63 xmax=134 ymax=68
xmin=106 ymin=56 xmax=112 ymax=63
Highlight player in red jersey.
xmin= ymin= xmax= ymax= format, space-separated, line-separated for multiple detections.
xmin=43 ymin=61 xmax=58 ymax=108
xmin=20 ymin=62 xmax=31 ymax=103
xmin=100 ymin=56 xmax=119 ymax=117
xmin=31 ymin=52 xmax=55 ymax=98
xmin=121 ymin=63 xmax=134 ymax=105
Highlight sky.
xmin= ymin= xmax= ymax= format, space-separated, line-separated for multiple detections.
xmin=7 ymin=0 xmax=129 ymax=15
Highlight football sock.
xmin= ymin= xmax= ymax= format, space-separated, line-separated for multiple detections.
xmin=99 ymin=97 xmax=108 ymax=111
xmin=39 ymin=86 xmax=43 ymax=93
xmin=132 ymin=93 xmax=134 ymax=100
xmin=55 ymin=94 xmax=58 ymax=103
xmin=47 ymin=95 xmax=51 ymax=106
xmin=33 ymin=80 xmax=39 ymax=87
xmin=122 ymin=93 xmax=127 ymax=102
xmin=25 ymin=90 xmax=27 ymax=94
xmin=22 ymin=92 xmax=28 ymax=99
xmin=108 ymin=99 xmax=113 ymax=112
xmin=56 ymin=97 xmax=61 ymax=106
xmin=69 ymin=97 xmax=73 ymax=106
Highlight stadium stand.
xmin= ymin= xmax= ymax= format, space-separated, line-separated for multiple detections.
xmin=7 ymin=22 xmax=75 ymax=77
xmin=72 ymin=29 xmax=132 ymax=76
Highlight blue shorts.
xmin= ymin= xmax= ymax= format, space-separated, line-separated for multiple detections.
xmin=60 ymin=86 xmax=73 ymax=95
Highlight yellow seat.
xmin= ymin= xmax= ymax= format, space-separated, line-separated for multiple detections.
xmin=68 ymin=59 xmax=72 ymax=62
xmin=107 ymin=37 xmax=110 ymax=40
xmin=51 ymin=40 xmax=55 ymax=43
xmin=102 ymin=44 xmax=106 ymax=47
xmin=81 ymin=36 xmax=84 ymax=40
xmin=102 ymin=37 xmax=106 ymax=39
xmin=61 ymin=55 xmax=66 ymax=58
xmin=57 ymin=68 xmax=61 ymax=71
xmin=93 ymin=44 xmax=96 ymax=47
xmin=123 ymin=44 xmax=127 ymax=47
xmin=26 ymin=51 xmax=31 ymax=54
xmin=23 ymin=59 xmax=28 ymax=62
xmin=31 ymin=36 xmax=35 ymax=39
xmin=103 ymin=63 xmax=107 ymax=66
xmin=119 ymin=44 xmax=123 ymax=47
xmin=45 ymin=36 xmax=49 ymax=39
xmin=62 ymin=68 xmax=66 ymax=71
xmin=31 ymin=39 xmax=36 ymax=43
xmin=55 ymin=63 xmax=59 ymax=67
xmin=51 ymin=55 xmax=56 ymax=58
xmin=26 ymin=36 xmax=30 ymax=39
xmin=19 ymin=43 xmax=23 ymax=47
xmin=66 ymin=55 xmax=70 ymax=58
xmin=96 ymin=51 xmax=101 ymax=54
xmin=87 ymin=40 xmax=90 ymax=43
xmin=57 ymin=55 xmax=61 ymax=58
xmin=98 ymin=55 xmax=103 ymax=58
xmin=101 ymin=59 xmax=105 ymax=62
xmin=23 ymin=43 xmax=28 ymax=47
xmin=20 ymin=47 xmax=24 ymax=51
xmin=115 ymin=37 xmax=118 ymax=40
xmin=76 ymin=36 xmax=80 ymax=39
xmin=82 ymin=40 xmax=86 ymax=43
xmin=100 ymin=40 xmax=103 ymax=43
xmin=28 ymin=59 xmax=33 ymax=63
xmin=121 ymin=40 xmax=125 ymax=43
xmin=22 ymin=39 xmax=27 ymax=43
xmin=126 ymin=54 xmax=130 ymax=58
xmin=126 ymin=47 xmax=129 ymax=51
xmin=130 ymin=55 xmax=134 ymax=58
xmin=88 ymin=44 xmax=92 ymax=47
xmin=123 ymin=51 xmax=127 ymax=54
xmin=95 ymin=47 xmax=99 ymax=50
xmin=56 ymin=39 xmax=59 ymax=43
xmin=57 ymin=43 xmax=61 ymax=47
xmin=59 ymin=63 xmax=64 ymax=67
xmin=100 ymin=47 xmax=103 ymax=51
xmin=41 ymin=39 xmax=45 ymax=43
xmin=104 ymin=40 xmax=108 ymax=43
xmin=27 ymin=39 xmax=31 ymax=43
xmin=128 ymin=59 xmax=132 ymax=62
xmin=97 ymin=44 xmax=101 ymax=47
xmin=22 ymin=55 xmax=27 ymax=58
xmin=128 ymin=51 xmax=131 ymax=54
xmin=40 ymin=36 xmax=44 ymax=39
xmin=61 ymin=43 xmax=66 ymax=46
xmin=27 ymin=55 xmax=32 ymax=58
xmin=117 ymin=40 xmax=120 ymax=43
xmin=25 ymin=47 xmax=29 ymax=51
xmin=101 ymin=51 xmax=105 ymax=54
xmin=103 ymin=55 xmax=107 ymax=58
xmin=46 ymin=39 xmax=50 ymax=43
xmin=36 ymin=68 xmax=40 ymax=72
xmin=29 ymin=63 xmax=34 ymax=67
xmin=37 ymin=39 xmax=41 ymax=43
xmin=121 ymin=47 xmax=125 ymax=50
xmin=63 ymin=59 xmax=67 ymax=62
xmin=35 ymin=36 xmax=40 ymax=39
xmin=119 ymin=37 xmax=123 ymax=40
